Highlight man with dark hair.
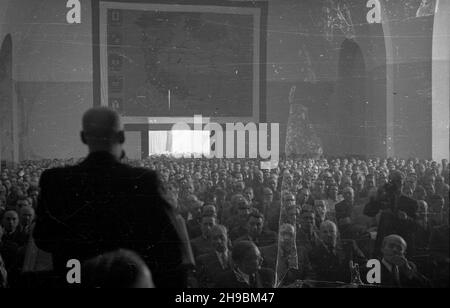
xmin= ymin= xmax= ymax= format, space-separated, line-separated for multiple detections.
xmin=33 ymin=107 xmax=187 ymax=288
xmin=190 ymin=213 xmax=216 ymax=259
xmin=214 ymin=241 xmax=274 ymax=288
xmin=235 ymin=209 xmax=277 ymax=248
xmin=185 ymin=194 xmax=205 ymax=239
xmin=296 ymin=209 xmax=321 ymax=254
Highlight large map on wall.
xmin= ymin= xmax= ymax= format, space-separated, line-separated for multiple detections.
xmin=99 ymin=2 xmax=263 ymax=122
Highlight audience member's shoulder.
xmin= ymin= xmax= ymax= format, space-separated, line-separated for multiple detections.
xmin=121 ymin=164 xmax=159 ymax=182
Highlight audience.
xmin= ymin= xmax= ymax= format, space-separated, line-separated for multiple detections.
xmin=0 ymin=154 xmax=448 ymax=288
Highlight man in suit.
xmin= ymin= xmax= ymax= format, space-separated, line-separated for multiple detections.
xmin=335 ymin=187 xmax=355 ymax=239
xmin=190 ymin=214 xmax=216 ymax=259
xmin=185 ymin=194 xmax=204 ymax=239
xmin=33 ymin=107 xmax=187 ymax=288
xmin=260 ymin=223 xmax=314 ymax=287
xmin=379 ymin=234 xmax=430 ymax=288
xmin=309 ymin=221 xmax=366 ymax=285
xmin=196 ymin=224 xmax=232 ymax=288
xmin=364 ymin=171 xmax=419 ymax=258
xmin=235 ymin=209 xmax=277 ymax=248
xmin=296 ymin=209 xmax=321 ymax=254
xmin=214 ymin=240 xmax=274 ymax=288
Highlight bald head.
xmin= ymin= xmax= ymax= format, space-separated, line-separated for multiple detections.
xmin=81 ymin=108 xmax=124 ymax=155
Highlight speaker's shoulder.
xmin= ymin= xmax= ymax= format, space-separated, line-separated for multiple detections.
xmin=118 ymin=164 xmax=160 ymax=184
xmin=40 ymin=165 xmax=75 ymax=180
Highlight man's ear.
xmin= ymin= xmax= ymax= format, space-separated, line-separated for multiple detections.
xmin=117 ymin=131 xmax=125 ymax=144
xmin=80 ymin=132 xmax=87 ymax=145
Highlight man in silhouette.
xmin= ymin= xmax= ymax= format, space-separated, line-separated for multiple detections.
xmin=33 ymin=107 xmax=187 ymax=288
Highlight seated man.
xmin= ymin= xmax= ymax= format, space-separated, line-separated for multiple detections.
xmin=19 ymin=206 xmax=35 ymax=241
xmin=379 ymin=234 xmax=430 ymax=288
xmin=258 ymin=188 xmax=279 ymax=232
xmin=335 ymin=187 xmax=355 ymax=238
xmin=0 ymin=210 xmax=28 ymax=286
xmin=267 ymin=192 xmax=294 ymax=233
xmin=234 ymin=209 xmax=277 ymax=248
xmin=190 ymin=213 xmax=216 ymax=259
xmin=226 ymin=195 xmax=251 ymax=240
xmin=325 ymin=184 xmax=343 ymax=220
xmin=414 ymin=200 xmax=430 ymax=252
xmin=196 ymin=224 xmax=232 ymax=288
xmin=296 ymin=209 xmax=321 ymax=254
xmin=185 ymin=195 xmax=205 ymax=239
xmin=312 ymin=200 xmax=329 ymax=229
xmin=309 ymin=221 xmax=366 ymax=285
xmin=260 ymin=223 xmax=314 ymax=287
xmin=214 ymin=241 xmax=274 ymax=288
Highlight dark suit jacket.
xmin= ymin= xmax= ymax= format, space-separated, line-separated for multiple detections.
xmin=214 ymin=268 xmax=275 ymax=288
xmin=296 ymin=228 xmax=321 ymax=254
xmin=379 ymin=260 xmax=430 ymax=288
xmin=364 ymin=195 xmax=419 ymax=258
xmin=335 ymin=200 xmax=353 ymax=221
xmin=260 ymin=244 xmax=314 ymax=286
xmin=33 ymin=152 xmax=186 ymax=288
xmin=309 ymin=240 xmax=367 ymax=284
xmin=191 ymin=236 xmax=213 ymax=259
xmin=196 ymin=251 xmax=231 ymax=288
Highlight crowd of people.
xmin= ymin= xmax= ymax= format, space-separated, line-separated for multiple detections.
xmin=1 ymin=153 xmax=449 ymax=288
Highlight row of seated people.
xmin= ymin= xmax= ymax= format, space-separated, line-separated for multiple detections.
xmin=0 ymin=155 xmax=449 ymax=287
xmin=191 ymin=219 xmax=430 ymax=288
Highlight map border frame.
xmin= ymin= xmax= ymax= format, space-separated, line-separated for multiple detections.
xmin=92 ymin=0 xmax=268 ymax=125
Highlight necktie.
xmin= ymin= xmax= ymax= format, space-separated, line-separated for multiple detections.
xmin=221 ymin=254 xmax=228 ymax=270
xmin=249 ymin=274 xmax=256 ymax=288
xmin=393 ymin=265 xmax=401 ymax=287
